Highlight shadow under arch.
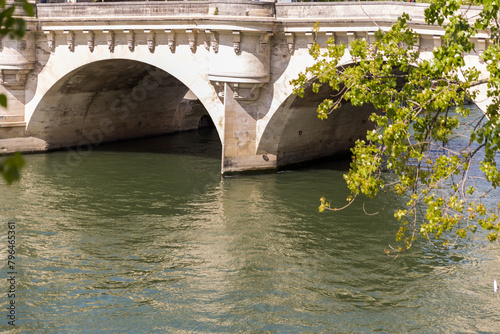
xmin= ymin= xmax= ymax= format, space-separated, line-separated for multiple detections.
xmin=258 ymin=76 xmax=378 ymax=169
xmin=26 ymin=59 xmax=220 ymax=150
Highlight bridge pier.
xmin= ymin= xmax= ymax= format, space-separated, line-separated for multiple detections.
xmin=222 ymin=83 xmax=277 ymax=174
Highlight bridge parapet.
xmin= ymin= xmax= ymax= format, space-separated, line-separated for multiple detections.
xmin=36 ymin=1 xmax=275 ymax=20
xmin=276 ymin=2 xmax=428 ymax=22
xmin=37 ymin=2 xmax=210 ymax=19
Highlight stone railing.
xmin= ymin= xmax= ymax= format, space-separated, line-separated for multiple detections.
xmin=36 ymin=2 xmax=211 ymax=18
xmin=35 ymin=1 xmax=484 ymax=24
xmin=36 ymin=1 xmax=276 ymax=19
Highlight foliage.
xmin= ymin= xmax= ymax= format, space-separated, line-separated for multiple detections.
xmin=0 ymin=152 xmax=24 ymax=184
xmin=0 ymin=0 xmax=33 ymax=184
xmin=292 ymin=0 xmax=500 ymax=254
xmin=0 ymin=0 xmax=33 ymax=41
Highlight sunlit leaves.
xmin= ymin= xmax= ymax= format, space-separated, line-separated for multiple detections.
xmin=344 ymin=140 xmax=383 ymax=198
xmin=295 ymin=1 xmax=500 ymax=255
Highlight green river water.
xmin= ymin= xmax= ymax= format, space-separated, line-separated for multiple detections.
xmin=1 ymin=123 xmax=500 ymax=333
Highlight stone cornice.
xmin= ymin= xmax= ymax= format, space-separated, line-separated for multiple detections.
xmin=35 ymin=1 xmax=489 ymax=41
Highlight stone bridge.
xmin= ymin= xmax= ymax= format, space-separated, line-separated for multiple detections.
xmin=0 ymin=1 xmax=489 ymax=174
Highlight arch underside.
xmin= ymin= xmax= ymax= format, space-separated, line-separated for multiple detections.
xmin=260 ymin=83 xmax=378 ymax=168
xmin=27 ymin=59 xmax=214 ymax=149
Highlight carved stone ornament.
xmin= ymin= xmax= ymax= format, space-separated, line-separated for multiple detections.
xmin=204 ymin=30 xmax=211 ymax=51
xmin=84 ymin=30 xmax=94 ymax=52
xmin=209 ymin=31 xmax=219 ymax=53
xmin=20 ymin=39 xmax=27 ymax=51
xmin=104 ymin=30 xmax=114 ymax=52
xmin=233 ymin=31 xmax=240 ymax=55
xmin=212 ymin=40 xmax=219 ymax=53
xmin=189 ymin=40 xmax=196 ymax=53
xmin=233 ymin=42 xmax=240 ymax=54
xmin=107 ymin=39 xmax=114 ymax=52
xmin=187 ymin=29 xmax=196 ymax=53
xmin=124 ymin=30 xmax=135 ymax=52
xmin=165 ymin=29 xmax=175 ymax=53
xmin=64 ymin=30 xmax=75 ymax=52
xmin=44 ymin=31 xmax=55 ymax=52
xmin=147 ymin=39 xmax=155 ymax=53
xmin=145 ymin=30 xmax=155 ymax=53
xmin=285 ymin=32 xmax=294 ymax=55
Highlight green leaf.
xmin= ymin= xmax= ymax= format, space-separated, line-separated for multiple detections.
xmin=0 ymin=153 xmax=25 ymax=184
xmin=0 ymin=94 xmax=7 ymax=108
xmin=23 ymin=2 xmax=34 ymax=17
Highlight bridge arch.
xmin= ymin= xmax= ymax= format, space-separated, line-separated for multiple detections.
xmin=257 ymin=55 xmax=379 ymax=168
xmin=25 ymin=42 xmax=224 ymax=149
xmin=258 ymin=79 xmax=377 ymax=168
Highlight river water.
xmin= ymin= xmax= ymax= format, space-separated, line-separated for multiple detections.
xmin=1 ymin=118 xmax=500 ymax=333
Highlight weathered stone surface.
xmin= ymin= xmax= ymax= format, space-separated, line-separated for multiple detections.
xmin=0 ymin=137 xmax=48 ymax=154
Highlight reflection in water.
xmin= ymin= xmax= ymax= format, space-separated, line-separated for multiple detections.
xmin=0 ymin=127 xmax=499 ymax=333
